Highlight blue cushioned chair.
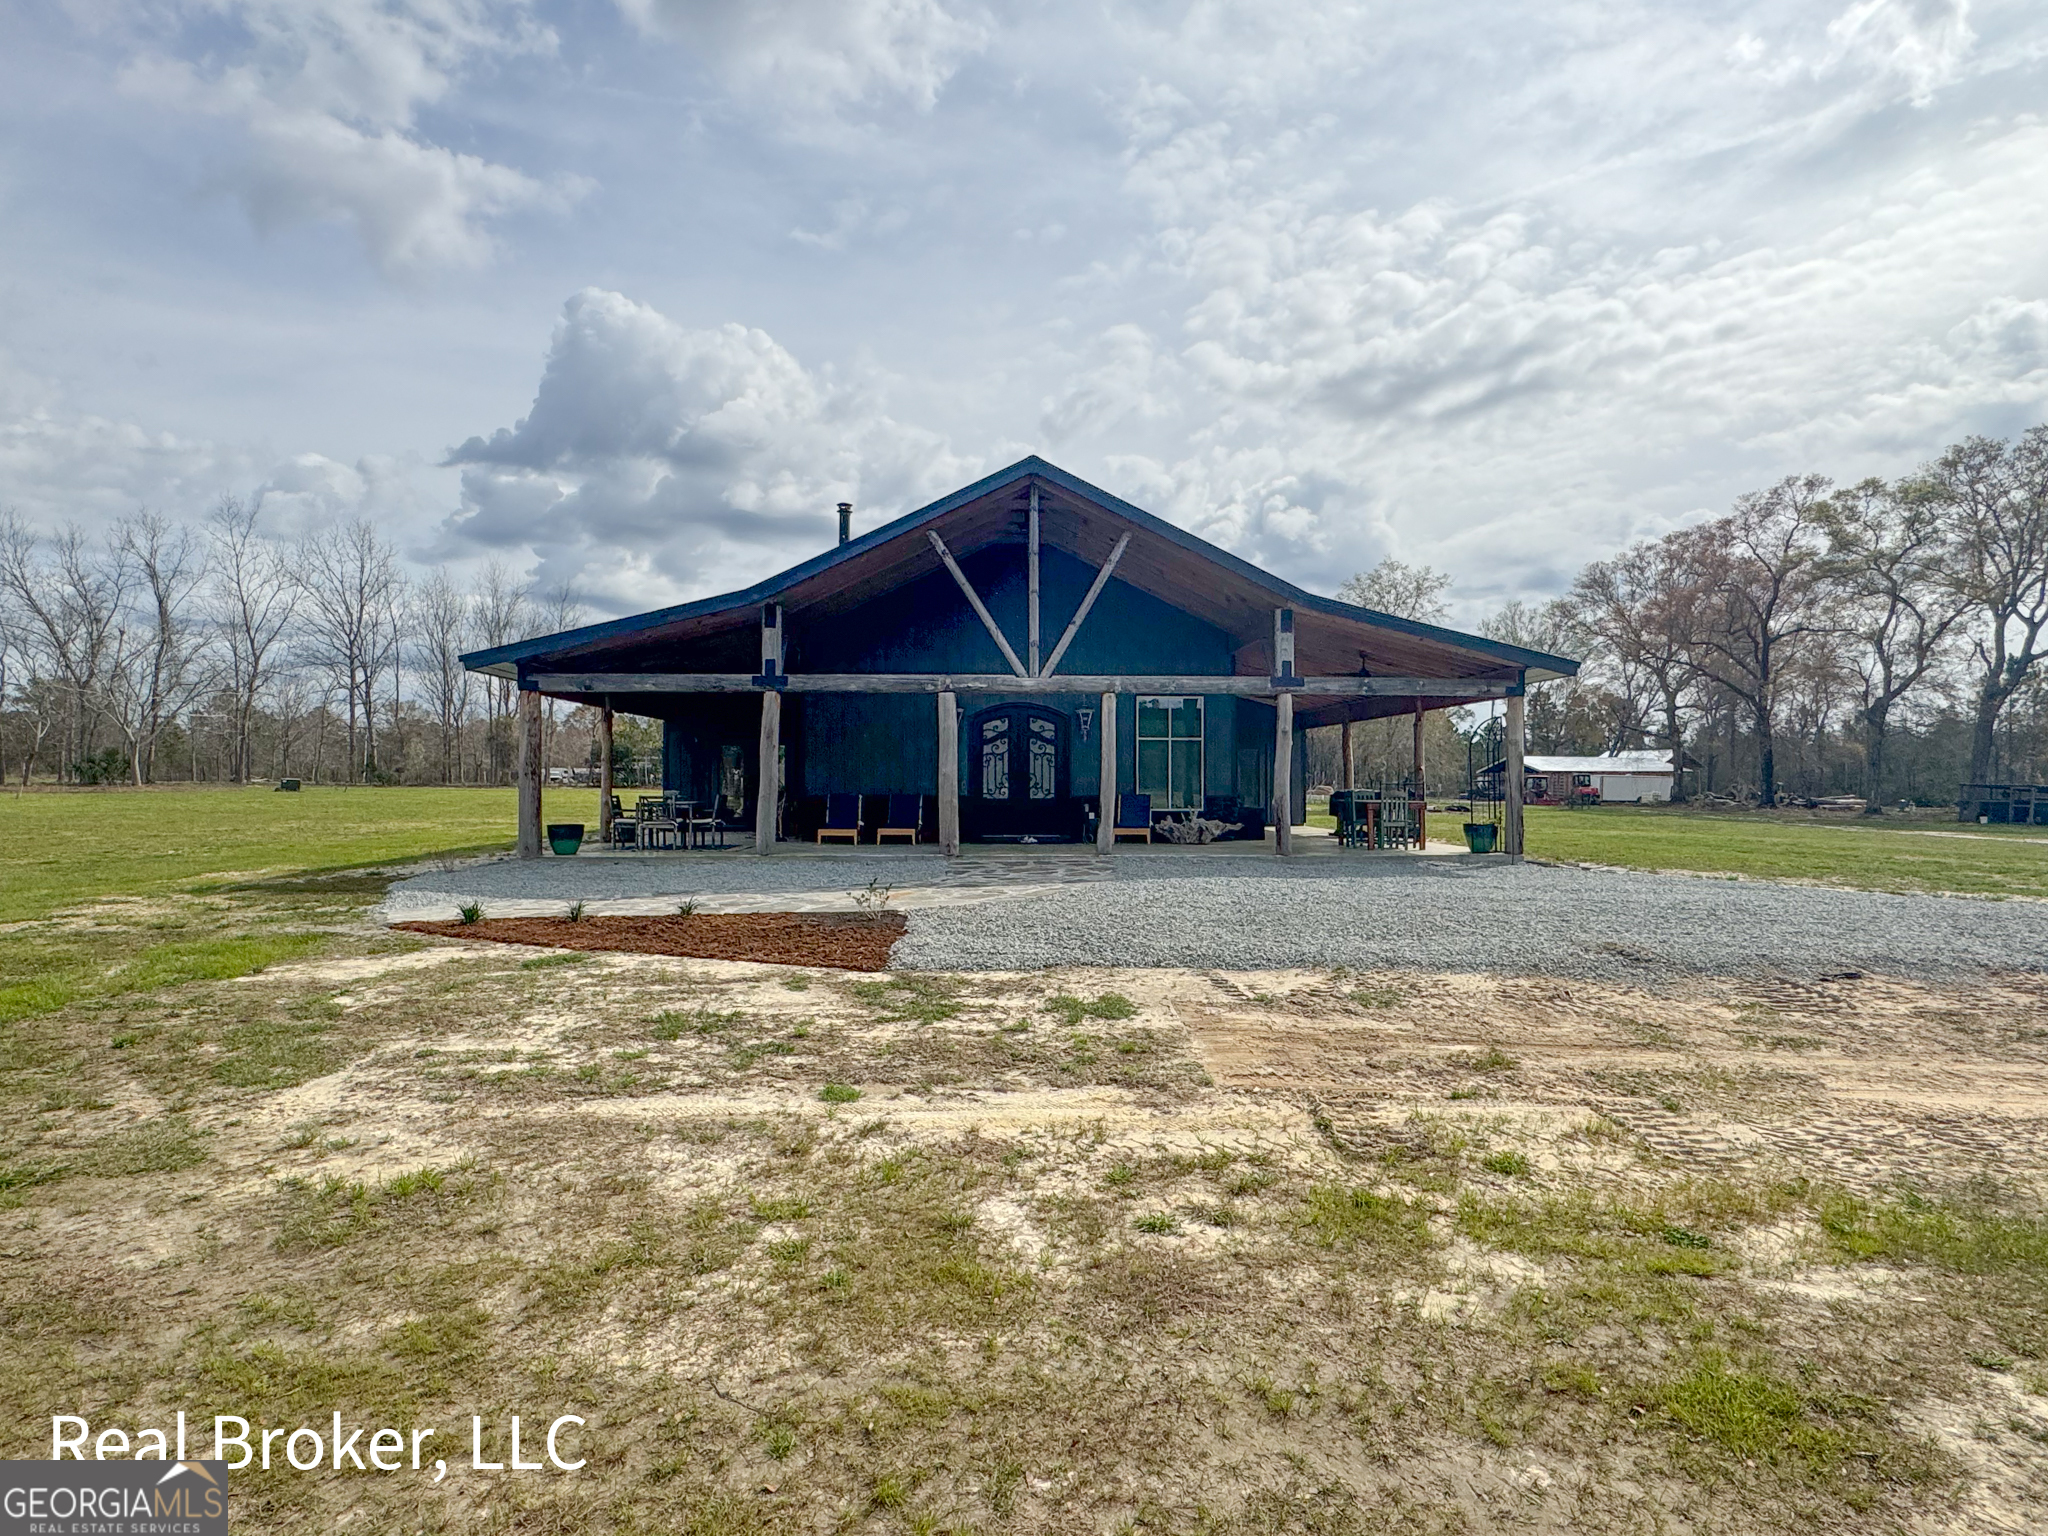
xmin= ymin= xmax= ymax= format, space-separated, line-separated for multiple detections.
xmin=817 ymin=793 xmax=863 ymax=844
xmin=1112 ymin=793 xmax=1152 ymax=843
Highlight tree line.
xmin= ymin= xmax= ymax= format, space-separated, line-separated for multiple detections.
xmin=0 ymin=502 xmax=626 ymax=787
xmin=1324 ymin=427 xmax=2048 ymax=808
xmin=6 ymin=423 xmax=2046 ymax=804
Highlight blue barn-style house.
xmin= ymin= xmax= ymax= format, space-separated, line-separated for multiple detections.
xmin=463 ymin=458 xmax=1575 ymax=857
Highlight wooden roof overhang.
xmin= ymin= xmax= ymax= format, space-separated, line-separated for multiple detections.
xmin=462 ymin=456 xmax=1577 ymax=719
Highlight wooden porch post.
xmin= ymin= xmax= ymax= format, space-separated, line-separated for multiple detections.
xmin=1412 ymin=702 xmax=1427 ymax=849
xmin=937 ymin=691 xmax=960 ymax=856
xmin=755 ymin=691 xmax=781 ymax=853
xmin=1027 ymin=484 xmax=1041 ymax=676
xmin=755 ymin=603 xmax=783 ymax=854
xmin=1096 ymin=691 xmax=1116 ymax=853
xmin=1504 ymin=688 xmax=1526 ymax=862
xmin=1340 ymin=720 xmax=1354 ymax=791
xmin=516 ymin=687 xmax=542 ymax=859
xmin=597 ymin=703 xmax=614 ymax=845
xmin=1274 ymin=691 xmax=1294 ymax=855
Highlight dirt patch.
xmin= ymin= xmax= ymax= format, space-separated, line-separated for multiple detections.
xmin=394 ymin=911 xmax=907 ymax=970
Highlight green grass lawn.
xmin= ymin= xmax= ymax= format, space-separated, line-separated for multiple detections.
xmin=0 ymin=783 xmax=571 ymax=922
xmin=0 ymin=783 xmax=561 ymax=1027
xmin=1303 ymin=796 xmax=2048 ymax=898
xmin=1525 ymin=805 xmax=2048 ymax=897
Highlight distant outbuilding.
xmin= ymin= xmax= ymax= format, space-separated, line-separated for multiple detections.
xmin=1482 ymin=750 xmax=1676 ymax=805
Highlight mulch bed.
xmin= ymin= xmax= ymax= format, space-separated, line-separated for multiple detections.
xmin=394 ymin=912 xmax=907 ymax=972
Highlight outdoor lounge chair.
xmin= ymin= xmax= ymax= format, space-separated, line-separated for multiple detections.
xmin=817 ymin=793 xmax=863 ymax=844
xmin=605 ymin=795 xmax=638 ymax=848
xmin=1329 ymin=790 xmax=1372 ymax=849
xmin=1112 ymin=793 xmax=1152 ymax=843
xmin=876 ymin=794 xmax=922 ymax=844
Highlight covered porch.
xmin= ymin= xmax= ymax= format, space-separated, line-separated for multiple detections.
xmin=469 ymin=458 xmax=1567 ymax=864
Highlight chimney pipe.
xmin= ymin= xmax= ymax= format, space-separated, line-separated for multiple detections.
xmin=836 ymin=502 xmax=853 ymax=546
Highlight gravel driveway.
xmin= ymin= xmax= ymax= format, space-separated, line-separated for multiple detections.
xmin=894 ymin=860 xmax=2048 ymax=983
xmin=383 ymin=853 xmax=2048 ymax=985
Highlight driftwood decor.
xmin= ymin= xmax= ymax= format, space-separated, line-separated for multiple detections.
xmin=1154 ymin=814 xmax=1243 ymax=844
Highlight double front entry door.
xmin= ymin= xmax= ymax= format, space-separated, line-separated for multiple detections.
xmin=968 ymin=705 xmax=1070 ymax=839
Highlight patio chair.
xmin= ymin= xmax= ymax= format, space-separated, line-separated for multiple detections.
xmin=635 ymin=796 xmax=680 ymax=850
xmin=686 ymin=801 xmax=725 ymax=849
xmin=876 ymin=794 xmax=922 ymax=844
xmin=1112 ymin=793 xmax=1153 ymax=843
xmin=606 ymin=795 xmax=638 ymax=848
xmin=1330 ymin=790 xmax=1372 ymax=849
xmin=1378 ymin=792 xmax=1416 ymax=850
xmin=817 ymin=793 xmax=863 ymax=844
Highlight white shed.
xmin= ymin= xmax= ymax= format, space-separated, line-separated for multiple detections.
xmin=1488 ymin=750 xmax=1676 ymax=804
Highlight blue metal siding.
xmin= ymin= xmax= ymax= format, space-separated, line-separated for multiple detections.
xmin=776 ymin=542 xmax=1244 ymax=803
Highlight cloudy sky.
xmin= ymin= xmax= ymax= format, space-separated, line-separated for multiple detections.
xmin=4 ymin=0 xmax=2045 ymax=624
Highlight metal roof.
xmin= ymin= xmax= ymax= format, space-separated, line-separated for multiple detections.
xmin=461 ymin=456 xmax=1581 ymax=689
xmin=1503 ymin=753 xmax=1676 ymax=775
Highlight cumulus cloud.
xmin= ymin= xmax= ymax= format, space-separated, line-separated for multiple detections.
xmin=1015 ymin=0 xmax=2048 ymax=612
xmin=0 ymin=351 xmax=431 ymax=542
xmin=439 ymin=289 xmax=976 ymax=610
xmin=618 ymin=0 xmax=991 ymax=120
xmin=116 ymin=0 xmax=576 ymax=275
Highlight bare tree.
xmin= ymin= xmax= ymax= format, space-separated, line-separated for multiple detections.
xmin=299 ymin=520 xmax=401 ymax=783
xmin=104 ymin=513 xmax=212 ymax=783
xmin=470 ymin=560 xmax=531 ymax=784
xmin=1817 ymin=478 xmax=1971 ymax=810
xmin=1677 ymin=476 xmax=1832 ymax=805
xmin=1338 ymin=558 xmax=1452 ymax=622
xmin=207 ymin=495 xmax=299 ymax=783
xmin=409 ymin=568 xmax=472 ymax=783
xmin=1924 ymin=431 xmax=2048 ymax=785
xmin=1572 ymin=538 xmax=1700 ymax=798
xmin=534 ymin=579 xmax=586 ymax=775
xmin=0 ymin=515 xmax=133 ymax=778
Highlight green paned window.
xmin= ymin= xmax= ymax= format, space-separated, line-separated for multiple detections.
xmin=1135 ymin=695 xmax=1203 ymax=810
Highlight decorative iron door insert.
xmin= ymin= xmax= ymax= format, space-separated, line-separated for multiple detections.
xmin=966 ymin=705 xmax=1070 ymax=838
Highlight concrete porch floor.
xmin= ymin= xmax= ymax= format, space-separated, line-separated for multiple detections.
xmin=380 ymin=824 xmax=1478 ymax=923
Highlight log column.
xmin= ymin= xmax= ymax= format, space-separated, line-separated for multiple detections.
xmin=516 ymin=686 xmax=543 ymax=859
xmin=597 ymin=703 xmax=615 ymax=846
xmin=1504 ymin=688 xmax=1526 ymax=862
xmin=1096 ymin=691 xmax=1117 ymax=853
xmin=755 ymin=603 xmax=783 ymax=854
xmin=937 ymin=691 xmax=960 ymax=856
xmin=1412 ymin=701 xmax=1427 ymax=850
xmin=1340 ymin=720 xmax=1354 ymax=791
xmin=1274 ymin=691 xmax=1294 ymax=856
xmin=755 ymin=691 xmax=781 ymax=853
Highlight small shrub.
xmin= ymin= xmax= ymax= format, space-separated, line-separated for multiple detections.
xmin=675 ymin=898 xmax=699 ymax=918
xmin=820 ymin=1082 xmax=862 ymax=1104
xmin=457 ymin=902 xmax=483 ymax=925
xmin=565 ymin=900 xmax=586 ymax=922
